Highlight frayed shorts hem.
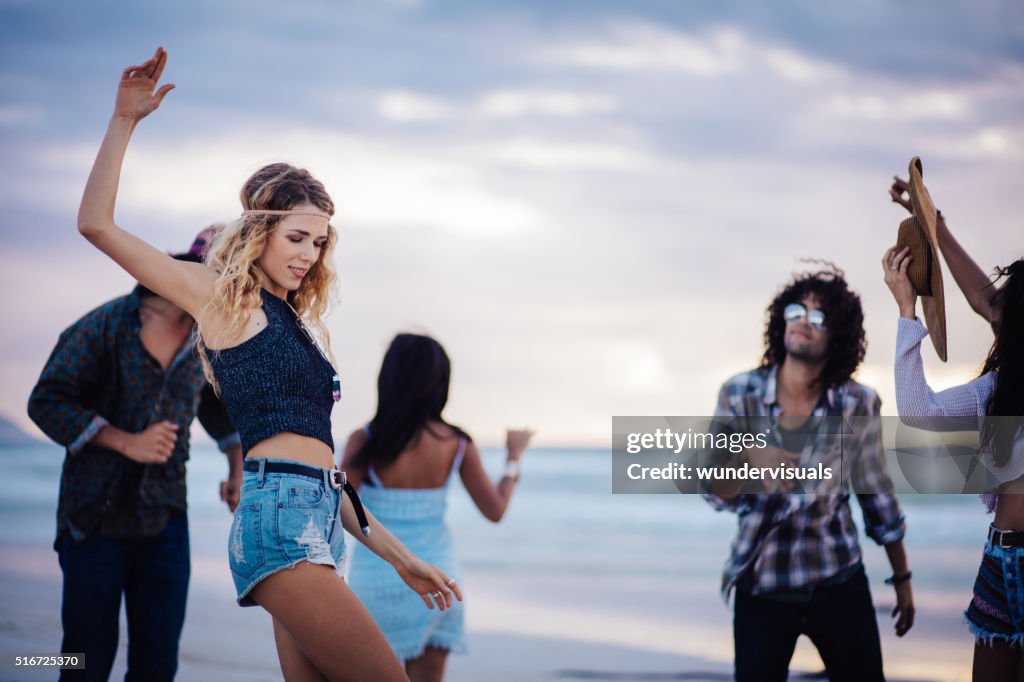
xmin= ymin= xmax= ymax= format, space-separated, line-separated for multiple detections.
xmin=236 ymin=556 xmax=341 ymax=607
xmin=964 ymin=612 xmax=1024 ymax=649
xmin=393 ymin=636 xmax=468 ymax=662
xmin=229 ymin=466 xmax=346 ymax=607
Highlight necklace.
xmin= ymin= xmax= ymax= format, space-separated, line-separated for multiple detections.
xmin=283 ymin=299 xmax=341 ymax=402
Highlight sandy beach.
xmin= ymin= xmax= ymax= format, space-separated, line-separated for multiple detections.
xmin=0 ymin=544 xmax=737 ymax=682
xmin=0 ymin=541 xmax=972 ymax=682
xmin=0 ymin=446 xmax=982 ymax=681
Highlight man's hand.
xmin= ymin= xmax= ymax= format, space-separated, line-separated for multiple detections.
xmin=122 ymin=420 xmax=178 ymax=463
xmin=220 ymin=477 xmax=241 ymax=512
xmin=745 ymin=445 xmax=802 ymax=493
xmin=892 ymin=580 xmax=915 ymax=637
xmin=220 ymin=444 xmax=243 ymax=512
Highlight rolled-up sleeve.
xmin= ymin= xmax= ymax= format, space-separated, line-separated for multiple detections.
xmin=703 ymin=491 xmax=752 ymax=514
xmin=27 ymin=315 xmax=110 ymax=454
xmin=851 ymin=390 xmax=906 ymax=545
xmin=702 ymin=383 xmax=751 ymax=513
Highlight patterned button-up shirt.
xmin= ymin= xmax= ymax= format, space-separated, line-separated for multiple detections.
xmin=28 ymin=291 xmax=238 ymax=543
xmin=704 ymin=365 xmax=905 ymax=600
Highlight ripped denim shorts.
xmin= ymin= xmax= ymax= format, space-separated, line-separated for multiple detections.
xmin=228 ymin=459 xmax=346 ymax=607
xmin=964 ymin=535 xmax=1024 ymax=647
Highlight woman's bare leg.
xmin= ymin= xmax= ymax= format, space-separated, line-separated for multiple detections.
xmin=972 ymin=639 xmax=1022 ymax=682
xmin=405 ymin=646 xmax=448 ymax=682
xmin=272 ymin=616 xmax=328 ymax=682
xmin=251 ymin=562 xmax=407 ymax=682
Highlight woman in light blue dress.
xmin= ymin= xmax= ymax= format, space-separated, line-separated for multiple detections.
xmin=342 ymin=333 xmax=533 ymax=682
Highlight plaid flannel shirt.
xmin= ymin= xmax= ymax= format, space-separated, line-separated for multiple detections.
xmin=28 ymin=292 xmax=239 ymax=544
xmin=704 ymin=365 xmax=905 ymax=601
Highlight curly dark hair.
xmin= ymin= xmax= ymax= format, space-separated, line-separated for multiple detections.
xmin=980 ymin=259 xmax=1024 ymax=467
xmin=761 ymin=262 xmax=866 ymax=390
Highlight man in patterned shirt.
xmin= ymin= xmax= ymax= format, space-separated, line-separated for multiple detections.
xmin=28 ymin=242 xmax=240 ymax=682
xmin=704 ymin=265 xmax=914 ymax=682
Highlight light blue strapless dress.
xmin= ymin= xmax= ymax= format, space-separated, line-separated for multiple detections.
xmin=348 ymin=439 xmax=468 ymax=661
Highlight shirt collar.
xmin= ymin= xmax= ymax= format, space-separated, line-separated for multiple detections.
xmin=762 ymin=364 xmax=839 ymax=414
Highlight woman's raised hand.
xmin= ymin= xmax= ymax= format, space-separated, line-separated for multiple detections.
xmin=889 ymin=176 xmax=913 ymax=214
xmin=882 ymin=245 xmax=917 ymax=319
xmin=506 ymin=429 xmax=534 ymax=461
xmin=114 ymin=47 xmax=175 ymax=122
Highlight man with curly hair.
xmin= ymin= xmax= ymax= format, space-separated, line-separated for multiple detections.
xmin=704 ymin=265 xmax=915 ymax=682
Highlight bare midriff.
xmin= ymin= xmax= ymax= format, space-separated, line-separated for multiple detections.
xmin=247 ymin=432 xmax=335 ymax=470
xmin=994 ymin=478 xmax=1024 ymax=531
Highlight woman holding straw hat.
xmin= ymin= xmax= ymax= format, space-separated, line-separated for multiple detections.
xmin=77 ymin=47 xmax=460 ymax=681
xmin=885 ymin=170 xmax=1024 ymax=680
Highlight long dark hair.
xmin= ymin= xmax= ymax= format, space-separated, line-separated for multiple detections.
xmin=980 ymin=259 xmax=1024 ymax=467
xmin=761 ymin=263 xmax=866 ymax=390
xmin=353 ymin=334 xmax=470 ymax=470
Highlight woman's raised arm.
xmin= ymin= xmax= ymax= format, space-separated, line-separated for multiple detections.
xmin=460 ymin=429 xmax=533 ymax=523
xmin=889 ymin=176 xmax=996 ymax=324
xmin=78 ymin=48 xmax=215 ymax=318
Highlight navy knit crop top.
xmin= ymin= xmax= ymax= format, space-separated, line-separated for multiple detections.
xmin=206 ymin=289 xmax=337 ymax=455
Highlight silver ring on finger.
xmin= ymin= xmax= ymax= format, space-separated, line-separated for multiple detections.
xmin=446 ymin=579 xmax=456 ymax=587
xmin=433 ymin=591 xmax=443 ymax=599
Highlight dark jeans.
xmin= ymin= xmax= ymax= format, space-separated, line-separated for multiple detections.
xmin=733 ymin=563 xmax=884 ymax=682
xmin=57 ymin=510 xmax=190 ymax=682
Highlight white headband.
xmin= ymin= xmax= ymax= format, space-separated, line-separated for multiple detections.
xmin=241 ymin=209 xmax=332 ymax=220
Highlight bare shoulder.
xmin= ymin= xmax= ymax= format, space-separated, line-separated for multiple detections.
xmin=346 ymin=427 xmax=369 ymax=451
xmin=197 ymin=288 xmax=269 ymax=351
xmin=340 ymin=427 xmax=369 ymax=466
xmin=423 ymin=420 xmax=460 ymax=441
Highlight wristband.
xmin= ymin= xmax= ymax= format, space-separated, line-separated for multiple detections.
xmin=884 ymin=571 xmax=912 ymax=586
xmin=502 ymin=460 xmax=521 ymax=480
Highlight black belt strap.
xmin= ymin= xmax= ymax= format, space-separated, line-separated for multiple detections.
xmin=243 ymin=459 xmax=371 ymax=537
xmin=989 ymin=525 xmax=1024 ymax=548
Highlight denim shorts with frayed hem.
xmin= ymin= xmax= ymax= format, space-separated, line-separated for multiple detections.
xmin=228 ymin=460 xmax=346 ymax=607
xmin=965 ymin=540 xmax=1024 ymax=648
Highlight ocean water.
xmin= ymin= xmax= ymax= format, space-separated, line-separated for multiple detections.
xmin=0 ymin=442 xmax=990 ymax=678
xmin=0 ymin=442 xmax=992 ymax=588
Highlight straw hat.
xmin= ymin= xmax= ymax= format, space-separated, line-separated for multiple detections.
xmin=895 ymin=156 xmax=946 ymax=361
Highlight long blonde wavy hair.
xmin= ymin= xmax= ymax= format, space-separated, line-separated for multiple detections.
xmin=197 ymin=163 xmax=338 ymax=392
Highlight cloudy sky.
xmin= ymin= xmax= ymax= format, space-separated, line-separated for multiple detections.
xmin=1 ymin=0 xmax=1021 ymax=447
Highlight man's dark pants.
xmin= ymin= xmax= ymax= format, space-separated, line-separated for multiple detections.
xmin=733 ymin=563 xmax=884 ymax=682
xmin=57 ymin=510 xmax=190 ymax=682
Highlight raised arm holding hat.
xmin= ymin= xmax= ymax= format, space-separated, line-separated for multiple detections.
xmin=889 ymin=157 xmax=947 ymax=360
xmin=885 ymin=159 xmax=1024 ymax=680
xmin=889 ymin=174 xmax=998 ymax=326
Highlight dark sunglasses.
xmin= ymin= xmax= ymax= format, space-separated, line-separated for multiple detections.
xmin=784 ymin=303 xmax=826 ymax=331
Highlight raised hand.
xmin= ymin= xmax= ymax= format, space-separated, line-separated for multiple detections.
xmin=506 ymin=428 xmax=534 ymax=461
xmin=882 ymin=245 xmax=917 ymax=318
xmin=114 ymin=47 xmax=175 ymax=122
xmin=889 ymin=176 xmax=912 ymax=214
